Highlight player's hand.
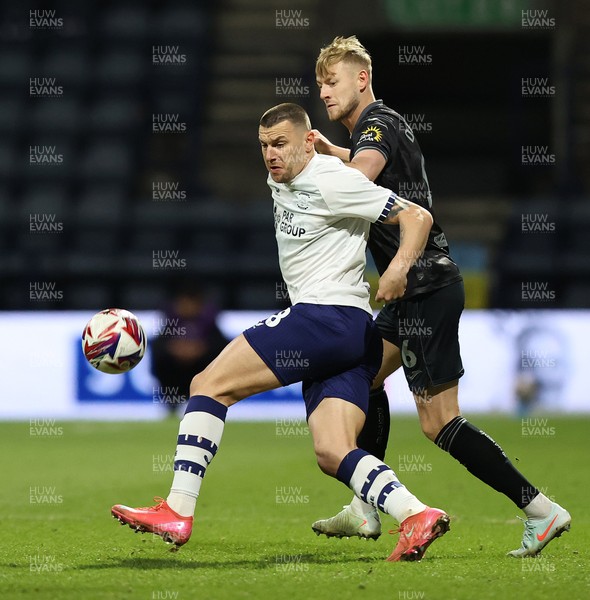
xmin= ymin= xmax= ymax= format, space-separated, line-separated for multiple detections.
xmin=375 ymin=267 xmax=407 ymax=303
xmin=311 ymin=129 xmax=333 ymax=155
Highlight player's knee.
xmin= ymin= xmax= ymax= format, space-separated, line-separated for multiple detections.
xmin=315 ymin=452 xmax=338 ymax=477
xmin=421 ymin=421 xmax=440 ymax=442
xmin=189 ymin=371 xmax=236 ymax=407
xmin=189 ymin=371 xmax=208 ymax=397
xmin=314 ymin=443 xmax=350 ymax=477
xmin=370 ymin=380 xmax=385 ymax=391
xmin=419 ymin=413 xmax=451 ymax=442
xmin=415 ymin=390 xmax=456 ymax=441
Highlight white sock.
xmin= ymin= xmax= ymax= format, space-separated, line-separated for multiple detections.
xmin=523 ymin=492 xmax=553 ymax=519
xmin=382 ymin=484 xmax=427 ymax=523
xmin=350 ymin=495 xmax=376 ymax=516
xmin=341 ymin=450 xmax=426 ymax=523
xmin=166 ymin=492 xmax=196 ymax=517
xmin=166 ymin=395 xmax=227 ymax=517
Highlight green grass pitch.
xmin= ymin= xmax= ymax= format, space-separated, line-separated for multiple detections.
xmin=3 ymin=415 xmax=589 ymax=599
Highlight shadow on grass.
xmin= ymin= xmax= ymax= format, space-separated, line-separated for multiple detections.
xmin=74 ymin=552 xmax=382 ymax=571
xmin=1 ymin=551 xmax=462 ymax=573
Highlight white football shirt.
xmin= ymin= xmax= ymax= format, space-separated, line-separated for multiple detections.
xmin=268 ymin=153 xmax=395 ymax=314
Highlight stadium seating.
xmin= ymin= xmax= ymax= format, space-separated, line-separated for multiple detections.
xmin=1 ymin=0 xmax=588 ymax=310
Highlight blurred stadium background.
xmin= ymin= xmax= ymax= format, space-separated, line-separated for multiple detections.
xmin=1 ymin=0 xmax=590 ymax=419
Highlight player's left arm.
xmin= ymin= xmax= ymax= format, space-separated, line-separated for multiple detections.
xmin=347 ymin=149 xmax=386 ymax=182
xmin=376 ymin=197 xmax=433 ymax=302
xmin=311 ymin=132 xmax=386 ymax=181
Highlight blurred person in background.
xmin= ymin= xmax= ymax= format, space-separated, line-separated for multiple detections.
xmin=514 ymin=323 xmax=568 ymax=416
xmin=151 ymin=284 xmax=227 ymax=417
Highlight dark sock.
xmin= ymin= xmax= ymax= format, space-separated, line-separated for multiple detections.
xmin=435 ymin=416 xmax=539 ymax=509
xmin=356 ymin=386 xmax=390 ymax=461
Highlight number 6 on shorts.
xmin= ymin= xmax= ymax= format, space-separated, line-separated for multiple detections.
xmin=401 ymin=339 xmax=417 ymax=368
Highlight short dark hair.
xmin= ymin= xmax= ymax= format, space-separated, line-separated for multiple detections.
xmin=259 ymin=103 xmax=311 ymax=130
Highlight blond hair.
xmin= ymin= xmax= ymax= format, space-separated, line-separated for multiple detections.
xmin=315 ymin=35 xmax=372 ymax=80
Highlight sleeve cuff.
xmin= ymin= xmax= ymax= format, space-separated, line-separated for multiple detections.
xmin=353 ymin=145 xmax=389 ymax=162
xmin=376 ymin=193 xmax=397 ymax=223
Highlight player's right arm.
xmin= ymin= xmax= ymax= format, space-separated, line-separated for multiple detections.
xmin=376 ymin=196 xmax=433 ymax=302
xmin=316 ymin=164 xmax=432 ymax=302
xmin=311 ymin=129 xmax=350 ymax=161
xmin=311 ymin=130 xmax=386 ymax=181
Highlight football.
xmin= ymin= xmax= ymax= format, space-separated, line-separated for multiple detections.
xmin=82 ymin=308 xmax=146 ymax=374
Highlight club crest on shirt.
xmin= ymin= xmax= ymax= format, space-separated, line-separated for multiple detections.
xmin=359 ymin=125 xmax=383 ymax=143
xmin=295 ymin=192 xmax=310 ymax=210
xmin=434 ymin=232 xmax=448 ymax=248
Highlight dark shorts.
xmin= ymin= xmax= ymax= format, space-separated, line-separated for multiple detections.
xmin=376 ymin=280 xmax=465 ymax=393
xmin=243 ymin=304 xmax=383 ymax=418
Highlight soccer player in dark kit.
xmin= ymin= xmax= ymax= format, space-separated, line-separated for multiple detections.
xmin=311 ymin=35 xmax=570 ymax=557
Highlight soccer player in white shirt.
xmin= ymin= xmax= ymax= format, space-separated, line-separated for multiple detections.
xmin=112 ymin=103 xmax=449 ymax=562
